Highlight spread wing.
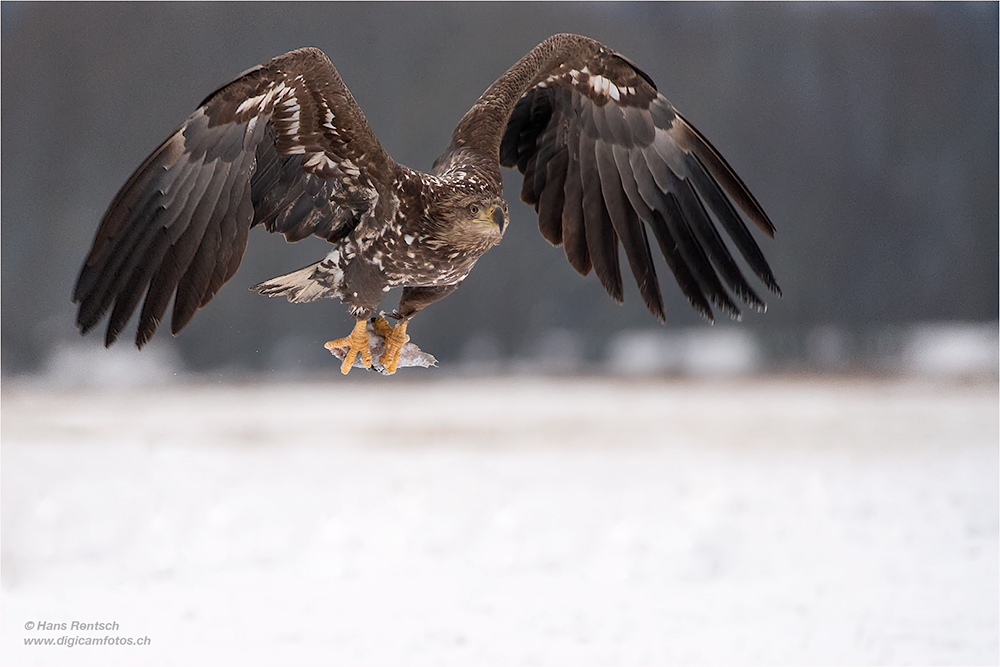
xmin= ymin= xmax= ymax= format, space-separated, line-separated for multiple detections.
xmin=74 ymin=47 xmax=396 ymax=347
xmin=495 ymin=35 xmax=781 ymax=322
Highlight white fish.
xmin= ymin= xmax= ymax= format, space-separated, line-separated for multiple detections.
xmin=325 ymin=318 xmax=438 ymax=374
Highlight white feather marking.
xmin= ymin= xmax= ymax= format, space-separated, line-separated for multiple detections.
xmin=590 ymin=74 xmax=619 ymax=100
xmin=283 ymin=98 xmax=301 ymax=136
xmin=235 ymin=82 xmax=289 ymax=115
xmin=303 ymin=152 xmax=338 ymax=170
xmin=236 ymin=92 xmax=267 ymax=115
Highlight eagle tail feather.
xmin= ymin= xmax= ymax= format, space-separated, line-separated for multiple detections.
xmin=250 ymin=261 xmax=340 ymax=303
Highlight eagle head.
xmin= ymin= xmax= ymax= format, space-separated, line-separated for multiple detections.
xmin=432 ymin=191 xmax=508 ymax=252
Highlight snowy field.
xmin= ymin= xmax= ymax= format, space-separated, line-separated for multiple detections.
xmin=2 ymin=374 xmax=997 ymax=666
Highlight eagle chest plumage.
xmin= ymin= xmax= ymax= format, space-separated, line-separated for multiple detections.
xmin=302 ymin=161 xmax=506 ymax=320
xmin=73 ymin=34 xmax=781 ymax=376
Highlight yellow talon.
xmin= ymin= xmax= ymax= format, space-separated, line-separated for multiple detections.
xmin=324 ymin=318 xmax=372 ymax=375
xmin=372 ymin=316 xmax=409 ymax=375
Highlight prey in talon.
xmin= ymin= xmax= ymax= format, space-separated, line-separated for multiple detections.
xmin=325 ymin=317 xmax=437 ymax=375
xmin=73 ymin=36 xmax=781 ymax=375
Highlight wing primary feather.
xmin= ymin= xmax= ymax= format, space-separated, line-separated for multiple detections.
xmin=169 ymin=164 xmax=246 ymax=336
xmin=647 ymin=206 xmax=715 ymax=322
xmin=687 ymin=152 xmax=781 ymax=295
xmin=202 ymin=135 xmax=260 ymax=305
xmin=596 ymin=141 xmax=663 ymax=320
xmin=80 ymin=146 xmax=210 ymax=337
xmin=76 ymin=127 xmax=188 ymax=274
xmin=670 ymin=113 xmax=777 ymax=238
xmin=677 ymin=176 xmax=766 ymax=312
xmin=560 ymin=124 xmax=591 ymax=276
xmin=74 ymin=135 xmax=188 ymax=316
xmin=669 ymin=178 xmax=751 ymax=318
xmin=616 ymin=143 xmax=728 ymax=321
xmin=142 ymin=120 xmax=263 ymax=342
xmin=652 ymin=130 xmax=778 ymax=298
xmin=520 ymin=150 xmax=540 ymax=205
xmin=104 ymin=228 xmax=173 ymax=346
xmin=135 ymin=243 xmax=185 ymax=347
xmin=531 ymin=125 xmax=560 ymax=204
xmin=636 ymin=149 xmax=741 ymax=320
xmin=199 ymin=174 xmax=242 ymax=306
xmin=664 ymin=200 xmax=741 ymax=320
xmin=579 ymin=130 xmax=623 ymax=302
xmin=117 ymin=129 xmax=241 ymax=346
xmin=171 ymin=195 xmax=228 ymax=337
xmin=136 ymin=156 xmax=233 ymax=344
xmin=536 ymin=147 xmax=568 ymax=245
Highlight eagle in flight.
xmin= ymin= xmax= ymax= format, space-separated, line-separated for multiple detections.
xmin=74 ymin=34 xmax=780 ymax=374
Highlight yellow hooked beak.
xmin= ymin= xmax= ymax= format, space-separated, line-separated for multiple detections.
xmin=474 ymin=205 xmax=508 ymax=233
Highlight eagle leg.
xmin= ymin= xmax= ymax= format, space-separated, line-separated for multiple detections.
xmin=324 ymin=318 xmax=372 ymax=375
xmin=372 ymin=316 xmax=410 ymax=375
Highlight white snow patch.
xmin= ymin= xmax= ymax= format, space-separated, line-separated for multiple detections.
xmin=607 ymin=328 xmax=762 ymax=375
xmin=901 ymin=322 xmax=999 ymax=375
xmin=2 ymin=376 xmax=997 ymax=665
xmin=40 ymin=341 xmax=183 ymax=389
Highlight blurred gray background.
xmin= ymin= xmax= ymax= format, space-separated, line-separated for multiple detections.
xmin=2 ymin=1 xmax=997 ymax=376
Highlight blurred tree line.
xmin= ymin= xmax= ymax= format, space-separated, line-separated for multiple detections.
xmin=2 ymin=2 xmax=997 ymax=374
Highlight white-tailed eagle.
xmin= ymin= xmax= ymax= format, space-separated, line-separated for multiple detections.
xmin=74 ymin=34 xmax=780 ymax=374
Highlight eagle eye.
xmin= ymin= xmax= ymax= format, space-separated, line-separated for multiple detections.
xmin=470 ymin=204 xmax=481 ymax=216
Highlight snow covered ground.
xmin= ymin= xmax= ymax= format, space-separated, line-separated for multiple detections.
xmin=2 ymin=374 xmax=997 ymax=666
